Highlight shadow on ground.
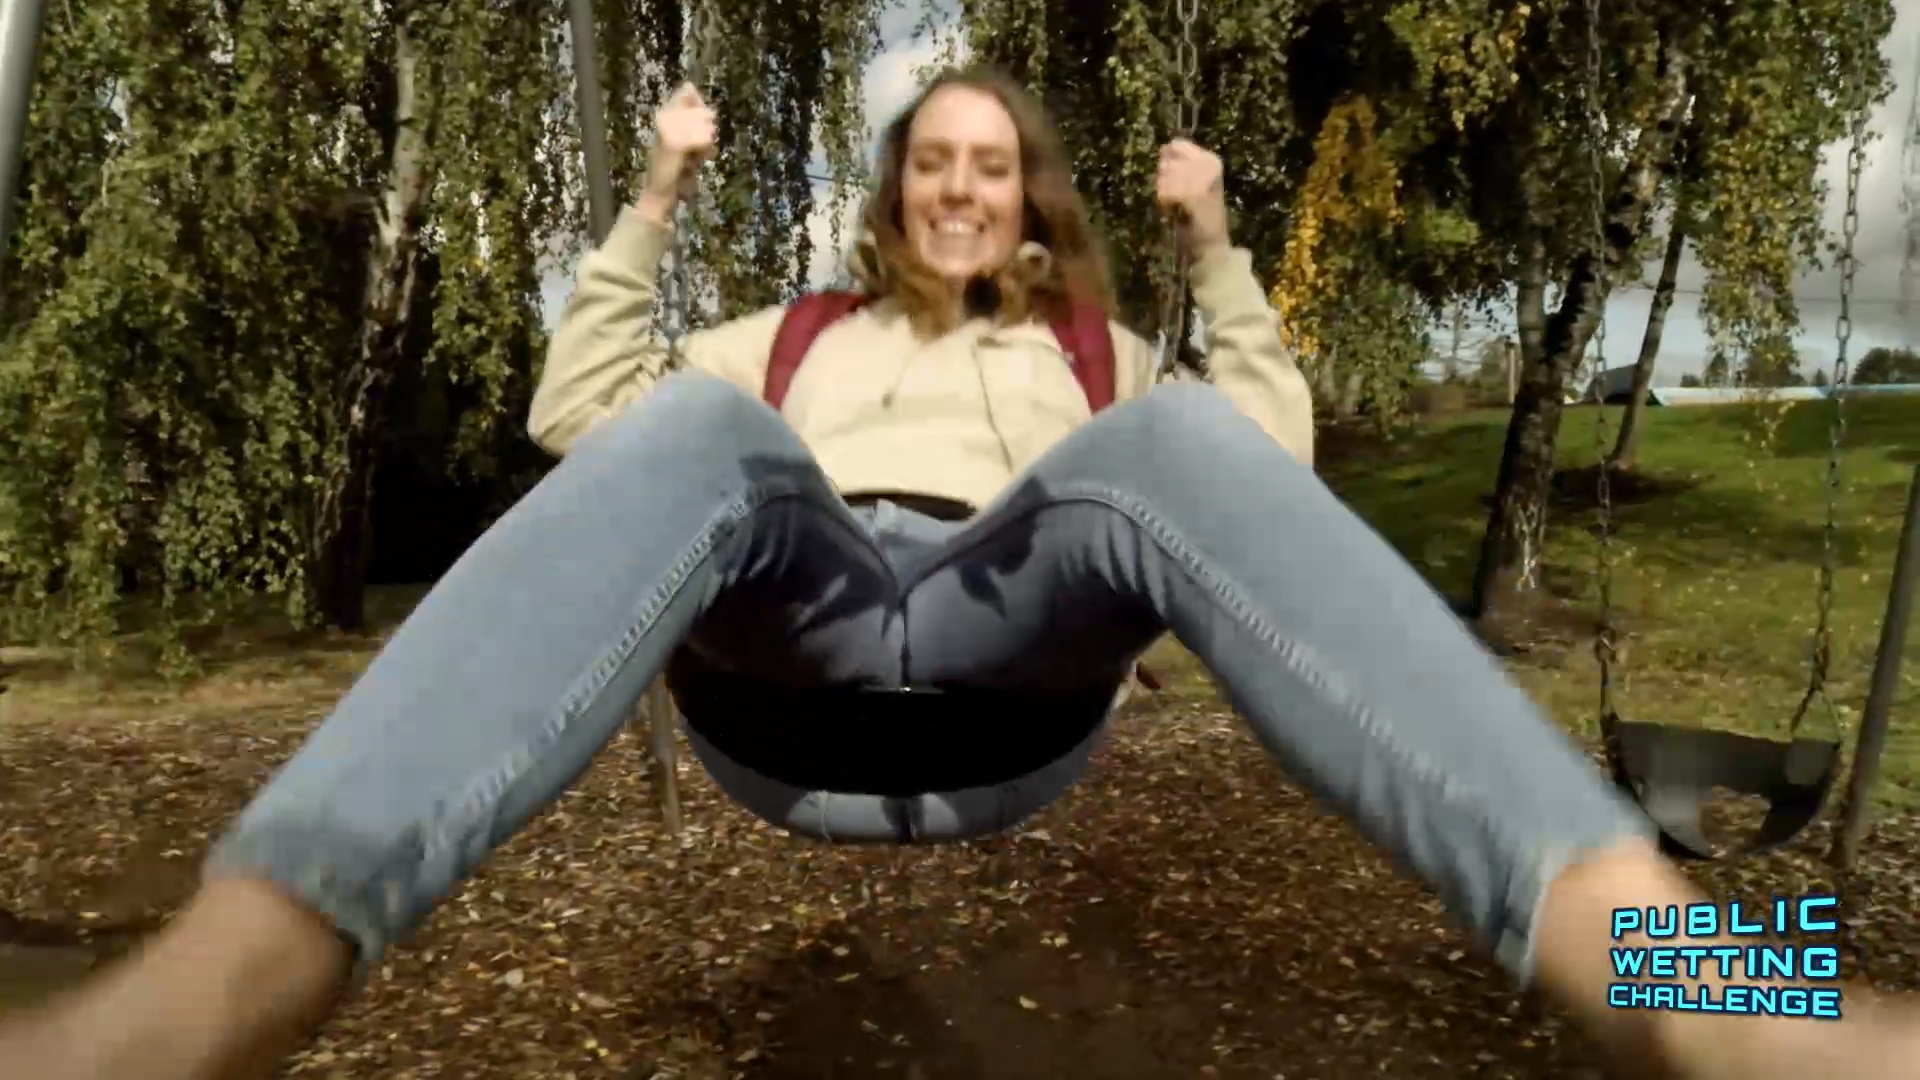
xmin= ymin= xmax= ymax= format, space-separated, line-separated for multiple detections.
xmin=727 ymin=888 xmax=1603 ymax=1080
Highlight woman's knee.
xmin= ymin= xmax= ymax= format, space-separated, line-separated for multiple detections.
xmin=1042 ymin=381 xmax=1289 ymax=493
xmin=649 ymin=368 xmax=765 ymax=413
xmin=568 ymin=370 xmax=804 ymax=466
xmin=1109 ymin=379 xmax=1233 ymax=425
xmin=1108 ymin=383 xmax=1269 ymax=455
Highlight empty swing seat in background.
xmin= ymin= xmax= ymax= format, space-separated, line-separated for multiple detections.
xmin=1601 ymin=712 xmax=1841 ymax=860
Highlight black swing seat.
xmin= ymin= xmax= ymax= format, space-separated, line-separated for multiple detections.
xmin=664 ymin=649 xmax=1121 ymax=798
xmin=1600 ymin=712 xmax=1841 ymax=861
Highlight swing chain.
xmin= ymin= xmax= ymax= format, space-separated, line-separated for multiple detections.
xmin=1583 ymin=0 xmax=1618 ymax=720
xmin=1172 ymin=0 xmax=1201 ymax=139
xmin=665 ymin=0 xmax=723 ymax=369
xmin=1790 ymin=18 xmax=1869 ymax=736
xmin=1154 ymin=0 xmax=1202 ymax=383
xmin=1900 ymin=41 xmax=1918 ymax=318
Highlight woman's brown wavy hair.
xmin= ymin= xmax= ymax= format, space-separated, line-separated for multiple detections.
xmin=849 ymin=67 xmax=1113 ymax=336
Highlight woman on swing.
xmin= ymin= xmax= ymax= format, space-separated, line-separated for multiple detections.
xmin=4 ymin=68 xmax=1916 ymax=1080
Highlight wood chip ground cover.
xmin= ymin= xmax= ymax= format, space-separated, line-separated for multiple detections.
xmin=4 ymin=675 xmax=1918 ymax=1079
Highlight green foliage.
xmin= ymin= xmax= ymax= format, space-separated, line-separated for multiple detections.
xmin=1311 ymin=261 xmax=1430 ymax=426
xmin=942 ymin=0 xmax=1891 ymax=429
xmin=949 ymin=0 xmax=1304 ymax=340
xmin=1735 ymin=339 xmax=1812 ymax=387
xmin=2 ymin=0 xmax=370 ymax=664
xmin=1372 ymin=0 xmax=1894 ymax=357
xmin=0 ymin=0 xmax=881 ymax=667
xmin=1 ymin=0 xmax=1896 ymax=667
xmin=690 ymin=2 xmax=876 ymax=318
xmin=585 ymin=0 xmax=881 ymax=324
xmin=1324 ymin=395 xmax=1920 ymax=804
xmin=1685 ymin=0 xmax=1897 ymax=364
xmin=1854 ymin=346 xmax=1920 ymax=385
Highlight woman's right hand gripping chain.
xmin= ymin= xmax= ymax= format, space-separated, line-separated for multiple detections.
xmin=636 ymin=82 xmax=717 ymax=224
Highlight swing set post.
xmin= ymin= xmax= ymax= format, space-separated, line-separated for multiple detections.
xmin=567 ymin=0 xmax=682 ymax=835
xmin=565 ymin=0 xmax=614 ymax=247
xmin=0 ymin=0 xmax=45 ymax=706
xmin=1830 ymin=463 xmax=1920 ymax=871
xmin=0 ymin=0 xmax=45 ymax=295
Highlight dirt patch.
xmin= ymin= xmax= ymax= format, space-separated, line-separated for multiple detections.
xmin=737 ymin=910 xmax=1217 ymax=1080
xmin=1464 ymin=584 xmax=1642 ymax=671
xmin=1547 ymin=464 xmax=1700 ymax=509
xmin=1474 ymin=466 xmax=1699 ymax=515
xmin=1312 ymin=418 xmax=1393 ymax=472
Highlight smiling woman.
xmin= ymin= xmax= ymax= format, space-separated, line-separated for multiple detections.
xmin=12 ymin=31 xmax=1920 ymax=1080
xmin=867 ymin=68 xmax=1111 ymax=335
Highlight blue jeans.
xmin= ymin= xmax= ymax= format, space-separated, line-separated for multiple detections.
xmin=207 ymin=372 xmax=1651 ymax=987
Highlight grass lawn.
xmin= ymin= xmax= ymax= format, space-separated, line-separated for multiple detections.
xmin=1320 ymin=393 xmax=1920 ymax=810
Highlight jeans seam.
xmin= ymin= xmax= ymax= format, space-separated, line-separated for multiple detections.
xmin=921 ymin=480 xmax=1518 ymax=867
xmin=1107 ymin=483 xmax=1547 ymax=956
xmin=413 ymin=485 xmax=830 ymax=866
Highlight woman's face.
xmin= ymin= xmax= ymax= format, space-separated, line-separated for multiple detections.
xmin=900 ymin=85 xmax=1026 ymax=288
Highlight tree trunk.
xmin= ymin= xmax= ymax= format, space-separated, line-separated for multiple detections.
xmin=316 ymin=447 xmax=378 ymax=630
xmin=314 ymin=17 xmax=436 ymax=631
xmin=1469 ymin=46 xmax=1691 ymax=621
xmin=1514 ymin=235 xmax=1549 ymax=372
xmin=1610 ymin=211 xmax=1689 ymax=469
xmin=1308 ymin=349 xmax=1339 ymax=410
xmin=1469 ymin=247 xmax=1579 ymax=610
xmin=1446 ymin=304 xmax=1466 ymax=380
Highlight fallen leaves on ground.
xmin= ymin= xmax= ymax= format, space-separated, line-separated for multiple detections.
xmin=3 ymin=687 xmax=1918 ymax=1079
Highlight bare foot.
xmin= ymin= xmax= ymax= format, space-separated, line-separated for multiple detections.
xmin=1529 ymin=839 xmax=1920 ymax=1079
xmin=0 ymin=879 xmax=349 ymax=1080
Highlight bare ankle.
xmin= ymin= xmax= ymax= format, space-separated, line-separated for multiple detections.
xmin=1525 ymin=838 xmax=1709 ymax=1070
xmin=1524 ymin=841 xmax=1920 ymax=1079
xmin=0 ymin=877 xmax=351 ymax=1080
xmin=169 ymin=876 xmax=352 ymax=1001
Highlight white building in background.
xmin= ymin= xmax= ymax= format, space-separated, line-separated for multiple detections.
xmin=1581 ymin=363 xmax=1920 ymax=406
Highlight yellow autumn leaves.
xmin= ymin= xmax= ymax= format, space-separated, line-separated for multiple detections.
xmin=1268 ymin=2 xmax=1536 ymax=361
xmin=1268 ymin=97 xmax=1404 ymax=359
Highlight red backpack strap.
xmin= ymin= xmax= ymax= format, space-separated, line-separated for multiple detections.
xmin=1048 ymin=300 xmax=1117 ymax=412
xmin=768 ymin=291 xmax=1113 ymax=413
xmin=765 ymin=290 xmax=869 ymax=410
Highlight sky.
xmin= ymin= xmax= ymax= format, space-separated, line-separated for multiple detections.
xmin=541 ymin=0 xmax=1920 ymax=383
